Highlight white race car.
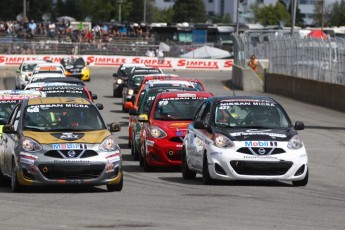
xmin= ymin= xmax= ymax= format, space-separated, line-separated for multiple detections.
xmin=182 ymin=96 xmax=308 ymax=186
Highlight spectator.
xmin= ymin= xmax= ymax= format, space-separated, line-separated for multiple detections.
xmin=156 ymin=49 xmax=164 ymax=58
xmin=28 ymin=20 xmax=37 ymax=35
xmin=48 ymin=21 xmax=56 ymax=38
xmin=146 ymin=48 xmax=155 ymax=57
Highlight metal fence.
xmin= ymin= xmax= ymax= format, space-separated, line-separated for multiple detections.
xmin=0 ymin=36 xmax=206 ymax=58
xmin=232 ymin=32 xmax=345 ymax=85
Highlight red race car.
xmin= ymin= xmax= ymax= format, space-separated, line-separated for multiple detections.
xmin=138 ymin=91 xmax=213 ymax=171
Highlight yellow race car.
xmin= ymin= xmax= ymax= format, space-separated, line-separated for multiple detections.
xmin=61 ymin=57 xmax=90 ymax=81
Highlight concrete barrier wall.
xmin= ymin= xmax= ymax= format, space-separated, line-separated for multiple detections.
xmin=265 ymin=73 xmax=345 ymax=112
xmin=232 ymin=65 xmax=263 ymax=92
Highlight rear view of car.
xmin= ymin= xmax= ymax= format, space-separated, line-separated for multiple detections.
xmin=61 ymin=57 xmax=90 ymax=82
xmin=15 ymin=60 xmax=48 ymax=89
xmin=0 ymin=97 xmax=123 ymax=192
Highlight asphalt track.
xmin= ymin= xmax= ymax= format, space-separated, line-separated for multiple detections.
xmin=0 ymin=67 xmax=345 ymax=230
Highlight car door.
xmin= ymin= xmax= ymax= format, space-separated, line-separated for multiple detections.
xmin=192 ymin=101 xmax=211 ymax=170
xmin=2 ymin=104 xmax=21 ymax=175
xmin=187 ymin=101 xmax=208 ymax=170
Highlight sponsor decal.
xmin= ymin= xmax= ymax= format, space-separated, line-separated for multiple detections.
xmin=19 ymin=152 xmax=38 ymax=160
xmin=20 ymin=158 xmax=35 ymax=165
xmin=176 ymin=144 xmax=183 ymax=148
xmin=106 ymin=152 xmax=121 ymax=163
xmin=51 ymin=133 xmax=85 ymax=140
xmin=231 ymin=132 xmax=286 ymax=138
xmin=146 ymin=140 xmax=154 ymax=147
xmin=86 ymin=56 xmax=126 ymax=66
xmin=132 ymin=57 xmax=173 ymax=68
xmin=210 ymin=152 xmax=222 ymax=155
xmin=53 ymin=143 xmax=82 ymax=150
xmin=244 ymin=141 xmax=277 ymax=147
xmin=243 ymin=155 xmax=278 ymax=160
xmin=176 ymin=131 xmax=184 ymax=137
xmin=53 ymin=160 xmax=90 ymax=163
xmin=170 ymin=123 xmax=190 ymax=128
xmin=177 ymin=60 xmax=219 ymax=69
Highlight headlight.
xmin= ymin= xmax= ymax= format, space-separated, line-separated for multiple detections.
xmin=21 ymin=137 xmax=42 ymax=152
xmin=213 ymin=133 xmax=234 ymax=148
xmin=99 ymin=135 xmax=120 ymax=151
xmin=150 ymin=126 xmax=167 ymax=138
xmin=21 ymin=74 xmax=26 ymax=79
xmin=287 ymin=135 xmax=303 ymax=149
xmin=128 ymin=89 xmax=134 ymax=95
xmin=116 ymin=79 xmax=123 ymax=84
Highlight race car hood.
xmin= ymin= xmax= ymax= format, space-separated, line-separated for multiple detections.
xmin=153 ymin=120 xmax=191 ymax=132
xmin=22 ymin=130 xmax=111 ymax=144
xmin=214 ymin=127 xmax=298 ymax=142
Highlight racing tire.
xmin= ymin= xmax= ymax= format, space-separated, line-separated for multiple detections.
xmin=143 ymin=152 xmax=153 ymax=172
xmin=113 ymin=90 xmax=117 ymax=98
xmin=107 ymin=173 xmax=123 ymax=192
xmin=181 ymin=148 xmax=196 ymax=180
xmin=11 ymin=161 xmax=24 ymax=192
xmin=202 ymin=153 xmax=214 ymax=185
xmin=0 ymin=168 xmax=10 ymax=186
xmin=139 ymin=153 xmax=144 ymax=167
xmin=133 ymin=141 xmax=140 ymax=161
xmin=292 ymin=169 xmax=309 ymax=187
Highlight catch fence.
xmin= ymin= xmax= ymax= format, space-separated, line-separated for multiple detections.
xmin=232 ymin=32 xmax=345 ymax=85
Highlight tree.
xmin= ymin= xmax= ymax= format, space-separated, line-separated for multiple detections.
xmin=252 ymin=1 xmax=290 ymax=26
xmin=327 ymin=0 xmax=345 ymax=27
xmin=172 ymin=0 xmax=207 ymax=23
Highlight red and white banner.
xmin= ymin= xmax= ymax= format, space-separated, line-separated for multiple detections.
xmin=0 ymin=55 xmax=233 ymax=71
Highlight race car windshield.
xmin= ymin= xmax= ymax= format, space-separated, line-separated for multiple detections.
xmin=214 ymin=101 xmax=291 ymax=129
xmin=154 ymin=97 xmax=205 ymax=121
xmin=23 ymin=104 xmax=106 ymax=131
xmin=22 ymin=64 xmax=38 ymax=72
xmin=40 ymin=87 xmax=90 ymax=100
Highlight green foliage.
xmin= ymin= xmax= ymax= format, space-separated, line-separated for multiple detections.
xmin=172 ymin=0 xmax=207 ymax=23
xmin=327 ymin=0 xmax=345 ymax=27
xmin=252 ymin=1 xmax=290 ymax=26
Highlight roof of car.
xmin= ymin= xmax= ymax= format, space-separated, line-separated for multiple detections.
xmin=0 ymin=90 xmax=45 ymax=100
xmin=155 ymin=91 xmax=213 ymax=99
xmin=146 ymin=80 xmax=194 ymax=88
xmin=27 ymin=97 xmax=92 ymax=105
xmin=121 ymin=63 xmax=146 ymax=67
xmin=209 ymin=95 xmax=278 ymax=104
xmin=42 ymin=77 xmax=85 ymax=85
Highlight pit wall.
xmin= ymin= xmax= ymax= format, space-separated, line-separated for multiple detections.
xmin=0 ymin=55 xmax=233 ymax=71
xmin=265 ymin=73 xmax=345 ymax=113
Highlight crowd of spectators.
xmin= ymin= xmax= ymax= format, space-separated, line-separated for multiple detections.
xmin=0 ymin=18 xmax=153 ymax=44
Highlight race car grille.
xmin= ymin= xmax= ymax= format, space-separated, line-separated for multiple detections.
xmin=230 ymin=160 xmax=293 ymax=176
xmin=236 ymin=147 xmax=286 ymax=155
xmin=45 ymin=150 xmax=98 ymax=158
xmin=38 ymin=163 xmax=104 ymax=180
xmin=169 ymin=137 xmax=184 ymax=143
xmin=166 ymin=150 xmax=183 ymax=161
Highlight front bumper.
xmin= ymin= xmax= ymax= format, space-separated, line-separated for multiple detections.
xmin=145 ymin=138 xmax=183 ymax=167
xmin=15 ymin=145 xmax=122 ymax=187
xmin=203 ymin=144 xmax=308 ymax=182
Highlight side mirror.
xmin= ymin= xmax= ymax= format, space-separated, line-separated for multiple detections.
xmin=129 ymin=108 xmax=138 ymax=116
xmin=194 ymin=120 xmax=206 ymax=129
xmin=92 ymin=94 xmax=98 ymax=100
xmin=96 ymin=103 xmax=104 ymax=110
xmin=294 ymin=121 xmax=304 ymax=130
xmin=137 ymin=114 xmax=149 ymax=122
xmin=113 ymin=73 xmax=117 ymax=77
xmin=16 ymin=69 xmax=20 ymax=73
xmin=109 ymin=123 xmax=121 ymax=132
xmin=124 ymin=101 xmax=133 ymax=110
xmin=2 ymin=124 xmax=16 ymax=134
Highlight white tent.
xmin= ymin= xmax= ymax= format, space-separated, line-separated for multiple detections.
xmin=180 ymin=46 xmax=231 ymax=59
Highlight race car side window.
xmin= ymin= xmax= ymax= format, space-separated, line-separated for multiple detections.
xmin=8 ymin=103 xmax=21 ymax=130
xmin=194 ymin=101 xmax=206 ymax=121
